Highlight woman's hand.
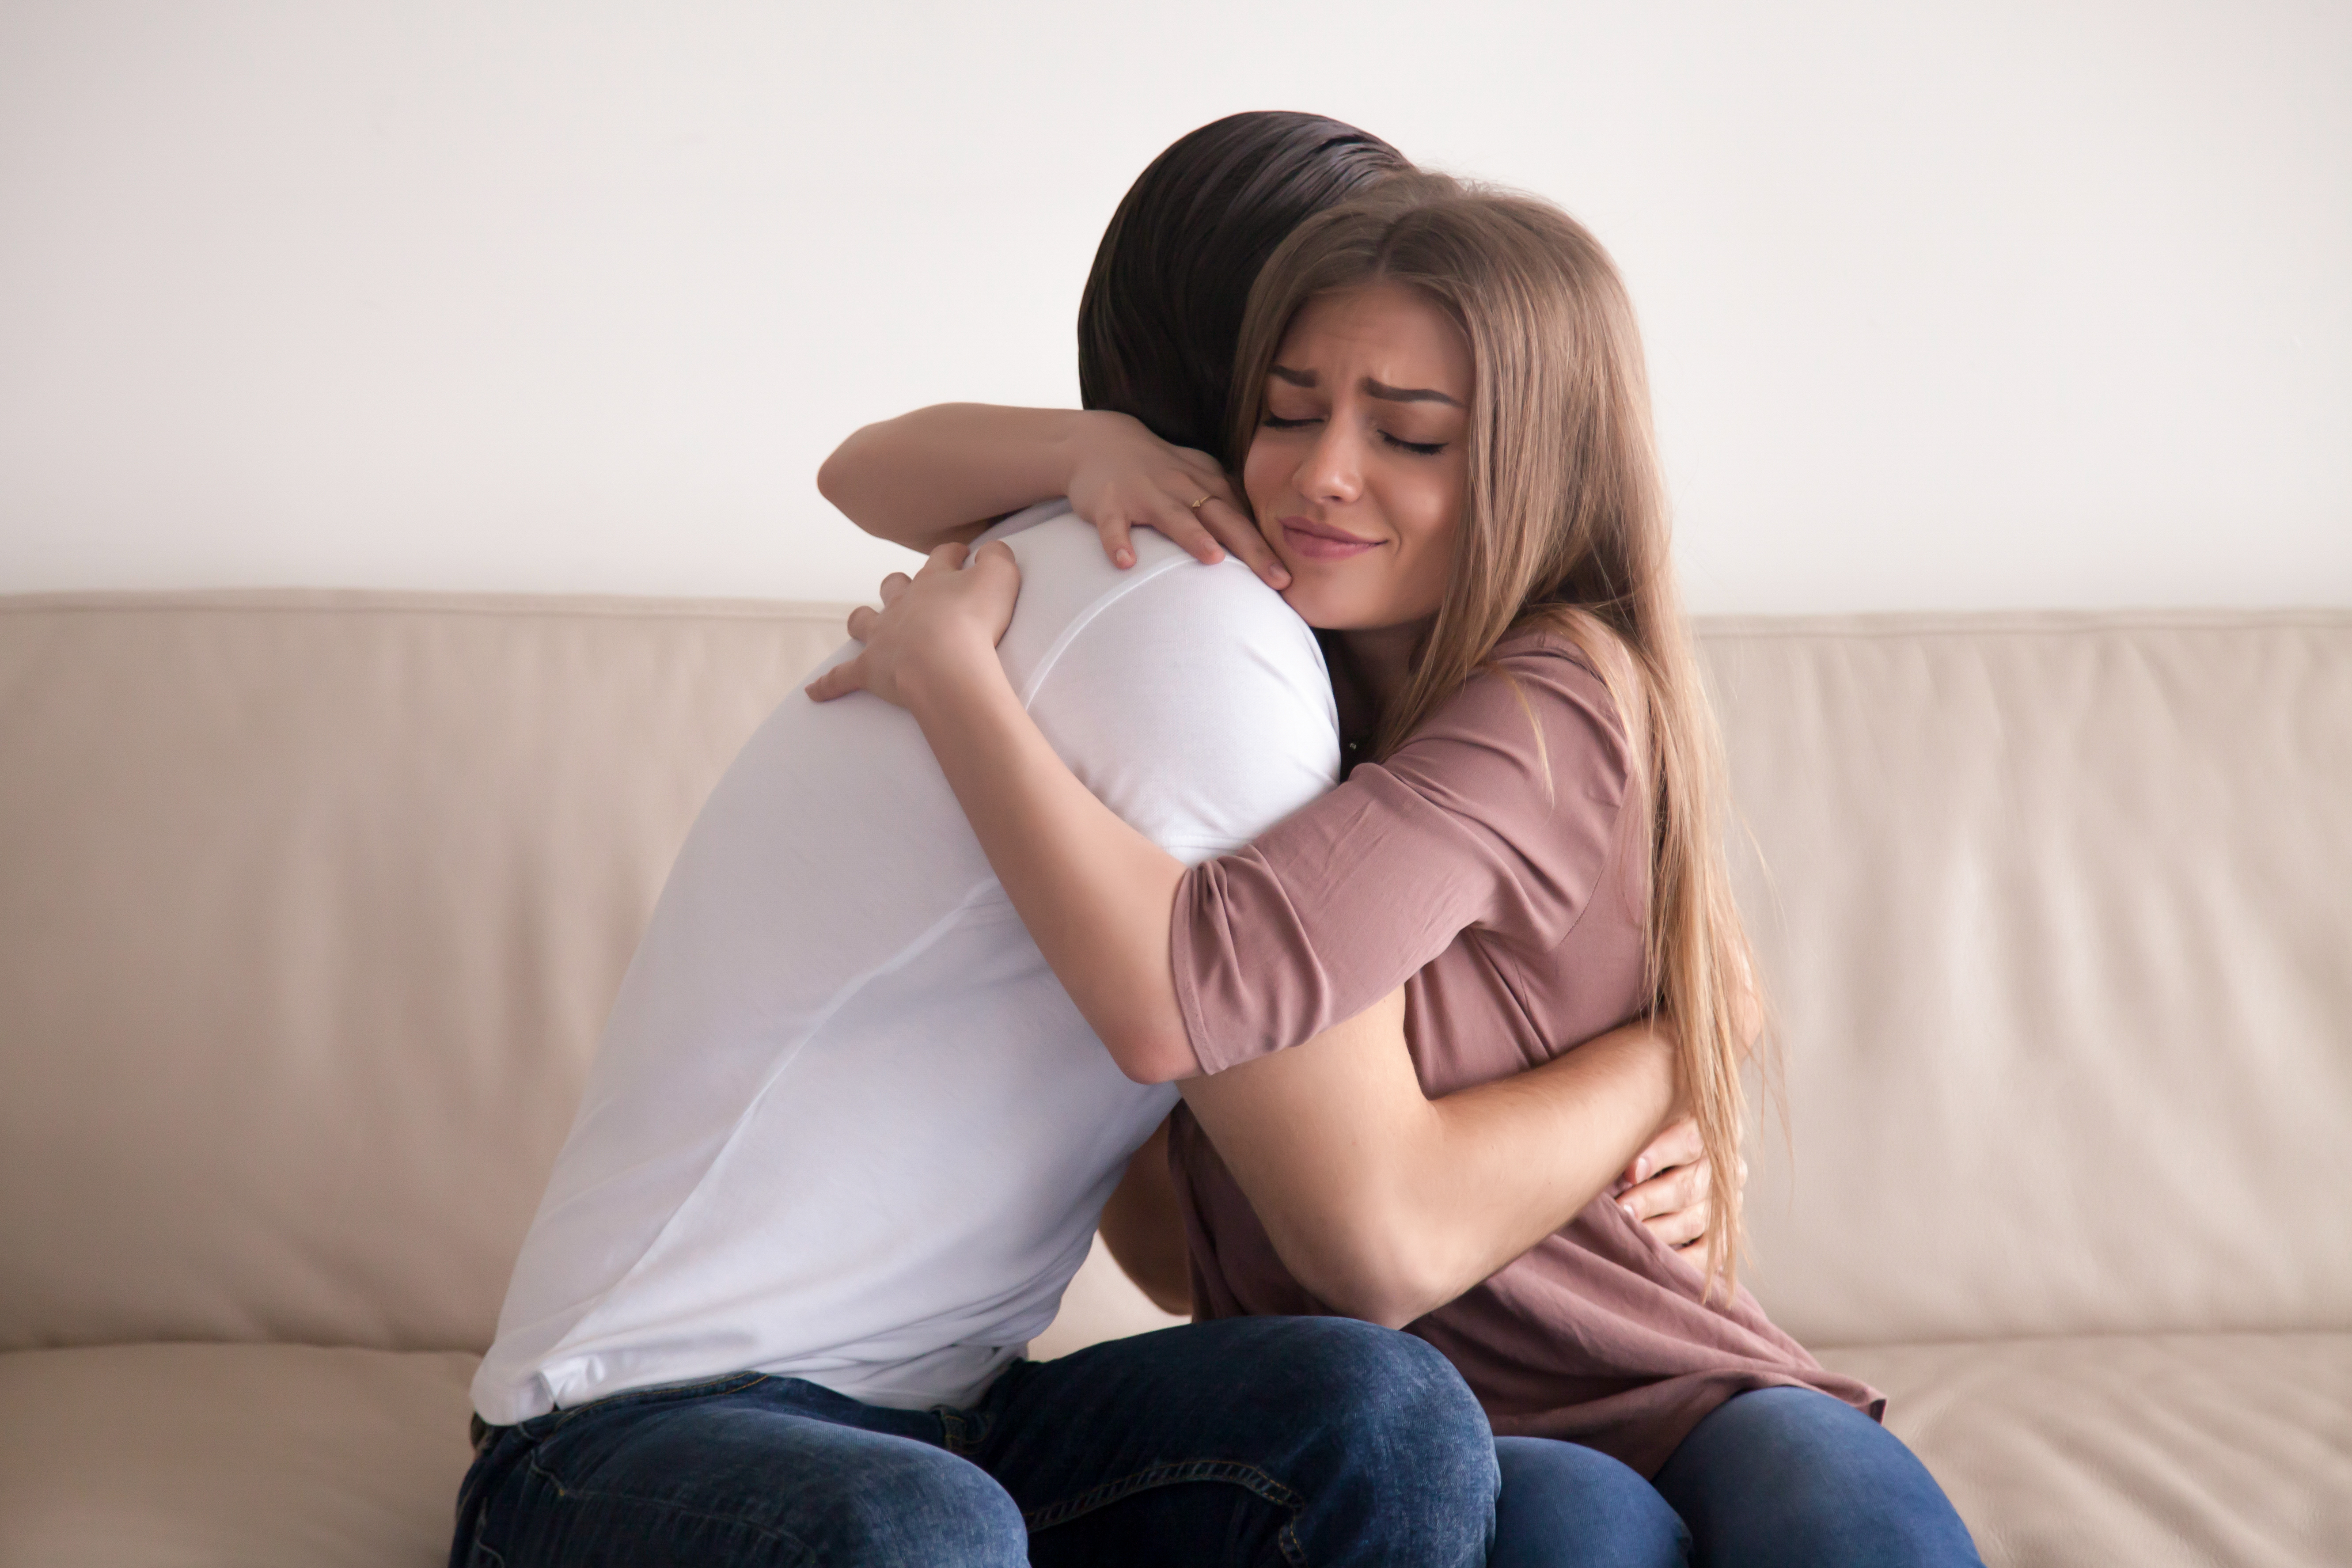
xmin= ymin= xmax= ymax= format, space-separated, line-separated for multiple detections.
xmin=1066 ymin=413 xmax=1290 ymax=589
xmin=806 ymin=541 xmax=1021 ymax=711
xmin=1615 ymin=1116 xmax=1740 ymax=1257
xmin=816 ymin=402 xmax=1290 ymax=588
xmin=808 ymin=534 xmax=1194 ymax=1082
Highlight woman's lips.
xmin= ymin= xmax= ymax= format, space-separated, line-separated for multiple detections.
xmin=1279 ymin=516 xmax=1381 ymax=562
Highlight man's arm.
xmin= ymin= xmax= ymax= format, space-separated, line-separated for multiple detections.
xmin=1178 ymin=994 xmax=1682 ymax=1329
xmin=1096 ymin=1117 xmax=1193 ymax=1316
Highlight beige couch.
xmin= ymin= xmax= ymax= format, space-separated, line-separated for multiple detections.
xmin=2 ymin=591 xmax=2345 ymax=1567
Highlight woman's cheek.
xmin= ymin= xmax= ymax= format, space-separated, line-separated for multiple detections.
xmin=1240 ymin=437 xmax=1283 ymax=517
xmin=1408 ymin=484 xmax=1464 ymax=613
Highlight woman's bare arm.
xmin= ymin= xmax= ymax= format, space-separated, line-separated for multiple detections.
xmin=817 ymin=405 xmax=1089 ymax=553
xmin=1178 ymin=993 xmax=1684 ymax=1329
xmin=807 ymin=542 xmax=1199 ymax=1081
xmin=811 ymin=549 xmax=1718 ymax=1316
xmin=1103 ymin=1067 xmax=1724 ymax=1325
xmin=817 ymin=405 xmax=1285 ymax=583
xmin=1102 ymin=1022 xmax=1707 ymax=1326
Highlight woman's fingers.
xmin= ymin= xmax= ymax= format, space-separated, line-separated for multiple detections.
xmin=1085 ymin=470 xmax=1259 ymax=573
xmin=1625 ymin=1115 xmax=1704 ymax=1187
xmin=1619 ymin=1156 xmax=1706 ymax=1224
xmin=1620 ymin=1139 xmax=1720 ymax=1254
xmin=804 ymin=650 xmax=868 ymax=703
xmin=1093 ymin=512 xmax=1141 ymax=571
xmin=807 ymin=539 xmax=1009 ymax=709
xmin=1146 ymin=487 xmax=1230 ymax=567
xmin=1090 ymin=496 xmax=1216 ymax=570
xmin=1656 ymin=1204 xmax=1712 ymax=1250
xmin=807 ymin=599 xmax=885 ymax=702
xmin=1195 ymin=497 xmax=1290 ymax=589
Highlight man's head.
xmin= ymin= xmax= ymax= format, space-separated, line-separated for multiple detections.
xmin=1077 ymin=112 xmax=1410 ymax=456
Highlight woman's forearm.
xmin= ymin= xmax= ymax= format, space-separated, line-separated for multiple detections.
xmin=816 ymin=404 xmax=1085 ymax=552
xmin=899 ymin=650 xmax=1198 ymax=1081
xmin=1406 ymin=1022 xmax=1680 ymax=1306
xmin=1180 ymin=999 xmax=1678 ymax=1328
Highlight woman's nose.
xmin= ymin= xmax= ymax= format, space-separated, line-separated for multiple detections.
xmin=1296 ymin=425 xmax=1362 ymax=505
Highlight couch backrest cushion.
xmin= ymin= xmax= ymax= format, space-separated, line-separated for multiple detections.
xmin=0 ymin=592 xmax=842 ymax=1352
xmin=1714 ymin=611 xmax=2352 ymax=1345
xmin=3 ymin=596 xmax=2346 ymax=1354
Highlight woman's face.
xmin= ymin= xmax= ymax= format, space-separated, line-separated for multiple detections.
xmin=1243 ymin=281 xmax=1473 ymax=633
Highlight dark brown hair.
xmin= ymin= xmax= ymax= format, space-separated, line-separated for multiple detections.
xmin=1077 ymin=112 xmax=1409 ymax=455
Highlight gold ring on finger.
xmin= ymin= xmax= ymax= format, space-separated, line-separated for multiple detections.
xmin=1189 ymin=494 xmax=1214 ymax=511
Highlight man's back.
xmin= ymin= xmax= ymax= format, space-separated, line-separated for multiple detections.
xmin=471 ymin=505 xmax=1337 ymax=1424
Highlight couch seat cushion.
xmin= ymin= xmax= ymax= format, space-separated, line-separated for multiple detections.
xmin=0 ymin=1343 xmax=477 ymax=1568
xmin=1818 ymin=1332 xmax=2352 ymax=1568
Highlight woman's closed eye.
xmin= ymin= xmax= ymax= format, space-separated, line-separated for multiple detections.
xmin=1261 ymin=408 xmax=1450 ymax=457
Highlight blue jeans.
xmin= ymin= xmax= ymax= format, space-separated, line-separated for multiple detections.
xmin=452 ymin=1315 xmax=1498 ymax=1568
xmin=1490 ymin=1387 xmax=1984 ymax=1567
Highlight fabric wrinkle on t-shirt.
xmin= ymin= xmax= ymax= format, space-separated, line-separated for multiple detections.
xmin=471 ymin=501 xmax=1341 ymax=1426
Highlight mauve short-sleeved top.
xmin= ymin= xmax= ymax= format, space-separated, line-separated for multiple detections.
xmin=1167 ymin=628 xmax=1882 ymax=1476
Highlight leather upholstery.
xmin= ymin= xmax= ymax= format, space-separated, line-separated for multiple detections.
xmin=1 ymin=592 xmax=2344 ymax=1566
xmin=1706 ymin=612 xmax=2352 ymax=1345
xmin=1819 ymin=1333 xmax=2352 ymax=1567
xmin=0 ymin=592 xmax=843 ymax=1354
xmin=0 ymin=1344 xmax=476 ymax=1568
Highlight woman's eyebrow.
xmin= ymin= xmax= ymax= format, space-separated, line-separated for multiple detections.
xmin=1363 ymin=377 xmax=1464 ymax=408
xmin=1269 ymin=365 xmax=1465 ymax=409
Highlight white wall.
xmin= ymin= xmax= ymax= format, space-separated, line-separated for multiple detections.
xmin=2 ymin=0 xmax=2345 ymax=612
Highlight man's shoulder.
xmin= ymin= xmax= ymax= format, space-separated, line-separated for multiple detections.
xmin=988 ymin=510 xmax=1338 ymax=858
xmin=994 ymin=508 xmax=1325 ymax=695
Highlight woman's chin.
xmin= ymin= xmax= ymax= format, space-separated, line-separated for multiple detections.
xmin=1278 ymin=579 xmax=1401 ymax=634
xmin=1275 ymin=581 xmax=1345 ymax=630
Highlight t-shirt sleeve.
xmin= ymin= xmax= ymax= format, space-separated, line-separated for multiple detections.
xmin=1172 ymin=637 xmax=1637 ymax=1074
xmin=1020 ymin=555 xmax=1342 ymax=867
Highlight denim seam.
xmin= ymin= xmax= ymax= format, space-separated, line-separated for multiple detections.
xmin=935 ymin=1402 xmax=997 ymax=1458
xmin=522 ymin=1456 xmax=818 ymax=1560
xmin=1023 ymin=1458 xmax=1309 ymax=1567
xmin=545 ymin=1371 xmax=772 ymax=1432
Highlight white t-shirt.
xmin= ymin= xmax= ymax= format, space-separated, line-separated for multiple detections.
xmin=472 ymin=503 xmax=1339 ymax=1424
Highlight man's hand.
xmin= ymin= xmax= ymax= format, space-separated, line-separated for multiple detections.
xmin=1615 ymin=1116 xmax=1738 ymax=1257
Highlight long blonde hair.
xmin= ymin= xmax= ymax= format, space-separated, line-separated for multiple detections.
xmin=1227 ymin=175 xmax=1762 ymax=1292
